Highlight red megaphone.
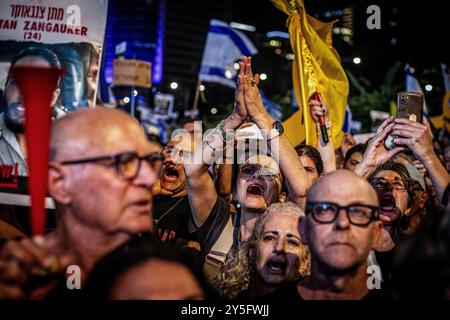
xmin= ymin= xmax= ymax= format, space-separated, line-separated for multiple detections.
xmin=11 ymin=66 xmax=62 ymax=236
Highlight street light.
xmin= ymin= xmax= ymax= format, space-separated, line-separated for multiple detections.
xmin=425 ymin=84 xmax=433 ymax=91
xmin=260 ymin=73 xmax=267 ymax=81
xmin=353 ymin=57 xmax=361 ymax=64
xmin=170 ymin=82 xmax=178 ymax=90
xmin=224 ymin=70 xmax=233 ymax=79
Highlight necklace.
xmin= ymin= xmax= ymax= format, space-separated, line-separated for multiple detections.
xmin=237 ymin=229 xmax=242 ymax=248
xmin=154 ymin=196 xmax=185 ymax=226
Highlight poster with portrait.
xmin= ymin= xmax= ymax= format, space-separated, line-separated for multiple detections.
xmin=0 ymin=0 xmax=109 ymax=112
xmin=0 ymin=0 xmax=108 ymax=200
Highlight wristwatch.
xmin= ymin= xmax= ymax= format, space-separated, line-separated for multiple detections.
xmin=273 ymin=120 xmax=284 ymax=135
xmin=265 ymin=120 xmax=284 ymax=140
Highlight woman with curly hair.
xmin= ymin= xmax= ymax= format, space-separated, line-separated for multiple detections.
xmin=219 ymin=202 xmax=310 ymax=300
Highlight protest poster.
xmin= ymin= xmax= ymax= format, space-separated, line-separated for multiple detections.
xmin=0 ymin=0 xmax=109 ymax=112
xmin=0 ymin=0 xmax=108 ymax=225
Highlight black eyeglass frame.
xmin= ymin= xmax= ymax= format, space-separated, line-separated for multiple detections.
xmin=306 ymin=201 xmax=379 ymax=227
xmin=59 ymin=151 xmax=163 ymax=180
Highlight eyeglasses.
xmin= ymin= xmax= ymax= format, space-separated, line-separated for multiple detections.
xmin=306 ymin=201 xmax=379 ymax=227
xmin=239 ymin=164 xmax=280 ymax=181
xmin=60 ymin=151 xmax=163 ymax=180
xmin=369 ymin=178 xmax=407 ymax=192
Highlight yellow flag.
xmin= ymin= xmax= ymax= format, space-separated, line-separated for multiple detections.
xmin=272 ymin=0 xmax=349 ymax=147
xmin=431 ymin=86 xmax=450 ymax=130
xmin=283 ymin=110 xmax=306 ymax=144
xmin=430 ymin=114 xmax=444 ymax=129
xmin=444 ymin=91 xmax=450 ymax=131
xmin=390 ymin=100 xmax=397 ymax=117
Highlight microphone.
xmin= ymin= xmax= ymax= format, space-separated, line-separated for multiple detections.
xmin=312 ymin=92 xmax=329 ymax=144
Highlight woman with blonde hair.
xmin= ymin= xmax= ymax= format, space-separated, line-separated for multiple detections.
xmin=219 ymin=202 xmax=310 ymax=300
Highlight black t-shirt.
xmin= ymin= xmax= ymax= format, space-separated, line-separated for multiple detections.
xmin=261 ymin=280 xmax=390 ymax=301
xmin=375 ymin=250 xmax=394 ymax=283
xmin=259 ymin=281 xmax=303 ymax=301
xmin=153 ymin=195 xmax=193 ymax=245
xmin=190 ymin=196 xmax=239 ymax=260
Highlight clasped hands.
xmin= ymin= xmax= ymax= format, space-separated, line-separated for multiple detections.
xmin=231 ymin=56 xmax=273 ymax=130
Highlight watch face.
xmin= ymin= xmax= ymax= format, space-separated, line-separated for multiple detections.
xmin=274 ymin=121 xmax=284 ymax=134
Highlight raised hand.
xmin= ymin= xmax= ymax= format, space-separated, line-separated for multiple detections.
xmin=391 ymin=117 xmax=434 ymax=162
xmin=232 ymin=57 xmax=249 ymax=124
xmin=355 ymin=117 xmax=404 ymax=177
xmin=308 ymin=96 xmax=329 ymax=123
xmin=376 ymin=116 xmax=394 ymax=134
xmin=241 ymin=56 xmax=272 ymax=129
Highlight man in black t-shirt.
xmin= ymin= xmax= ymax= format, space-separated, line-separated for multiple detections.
xmin=153 ymin=140 xmax=201 ymax=251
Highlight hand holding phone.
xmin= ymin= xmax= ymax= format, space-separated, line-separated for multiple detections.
xmin=385 ymin=91 xmax=423 ymax=150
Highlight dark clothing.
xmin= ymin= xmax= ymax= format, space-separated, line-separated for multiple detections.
xmin=259 ymin=281 xmax=302 ymax=301
xmin=375 ymin=250 xmax=394 ymax=283
xmin=262 ymin=279 xmax=390 ymax=301
xmin=45 ymin=275 xmax=86 ymax=300
xmin=153 ymin=195 xmax=193 ymax=245
xmin=375 ymin=233 xmax=415 ymax=284
xmin=389 ymin=210 xmax=450 ymax=300
xmin=442 ymin=183 xmax=450 ymax=206
xmin=190 ymin=196 xmax=240 ymax=260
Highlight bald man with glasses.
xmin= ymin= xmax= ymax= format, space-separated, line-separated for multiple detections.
xmin=0 ymin=107 xmax=161 ymax=299
xmin=265 ymin=170 xmax=385 ymax=300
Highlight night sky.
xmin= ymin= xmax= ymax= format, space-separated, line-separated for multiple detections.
xmin=229 ymin=0 xmax=448 ymax=81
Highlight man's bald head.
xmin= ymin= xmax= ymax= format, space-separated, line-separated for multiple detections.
xmin=50 ymin=107 xmax=145 ymax=161
xmin=307 ymin=170 xmax=379 ymax=207
xmin=303 ymin=170 xmax=382 ymax=278
xmin=48 ymin=106 xmax=158 ymax=237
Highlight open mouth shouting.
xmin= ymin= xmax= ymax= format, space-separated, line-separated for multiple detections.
xmin=265 ymin=256 xmax=287 ymax=275
xmin=162 ymin=165 xmax=180 ymax=182
xmin=379 ymin=193 xmax=400 ymax=223
xmin=246 ymin=182 xmax=265 ymax=198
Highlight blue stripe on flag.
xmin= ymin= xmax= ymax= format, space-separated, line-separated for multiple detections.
xmin=200 ymin=66 xmax=226 ymax=78
xmin=209 ymin=25 xmax=254 ymax=56
xmin=343 ymin=110 xmax=349 ymax=132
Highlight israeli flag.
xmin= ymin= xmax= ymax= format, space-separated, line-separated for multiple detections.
xmin=199 ymin=19 xmax=258 ymax=88
xmin=342 ymin=104 xmax=352 ymax=133
xmin=405 ymin=64 xmax=429 ymax=115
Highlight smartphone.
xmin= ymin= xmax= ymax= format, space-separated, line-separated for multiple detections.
xmin=396 ymin=91 xmax=424 ymax=122
xmin=385 ymin=91 xmax=424 ymax=150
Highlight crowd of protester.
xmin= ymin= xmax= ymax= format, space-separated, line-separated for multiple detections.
xmin=0 ymin=54 xmax=449 ymax=300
